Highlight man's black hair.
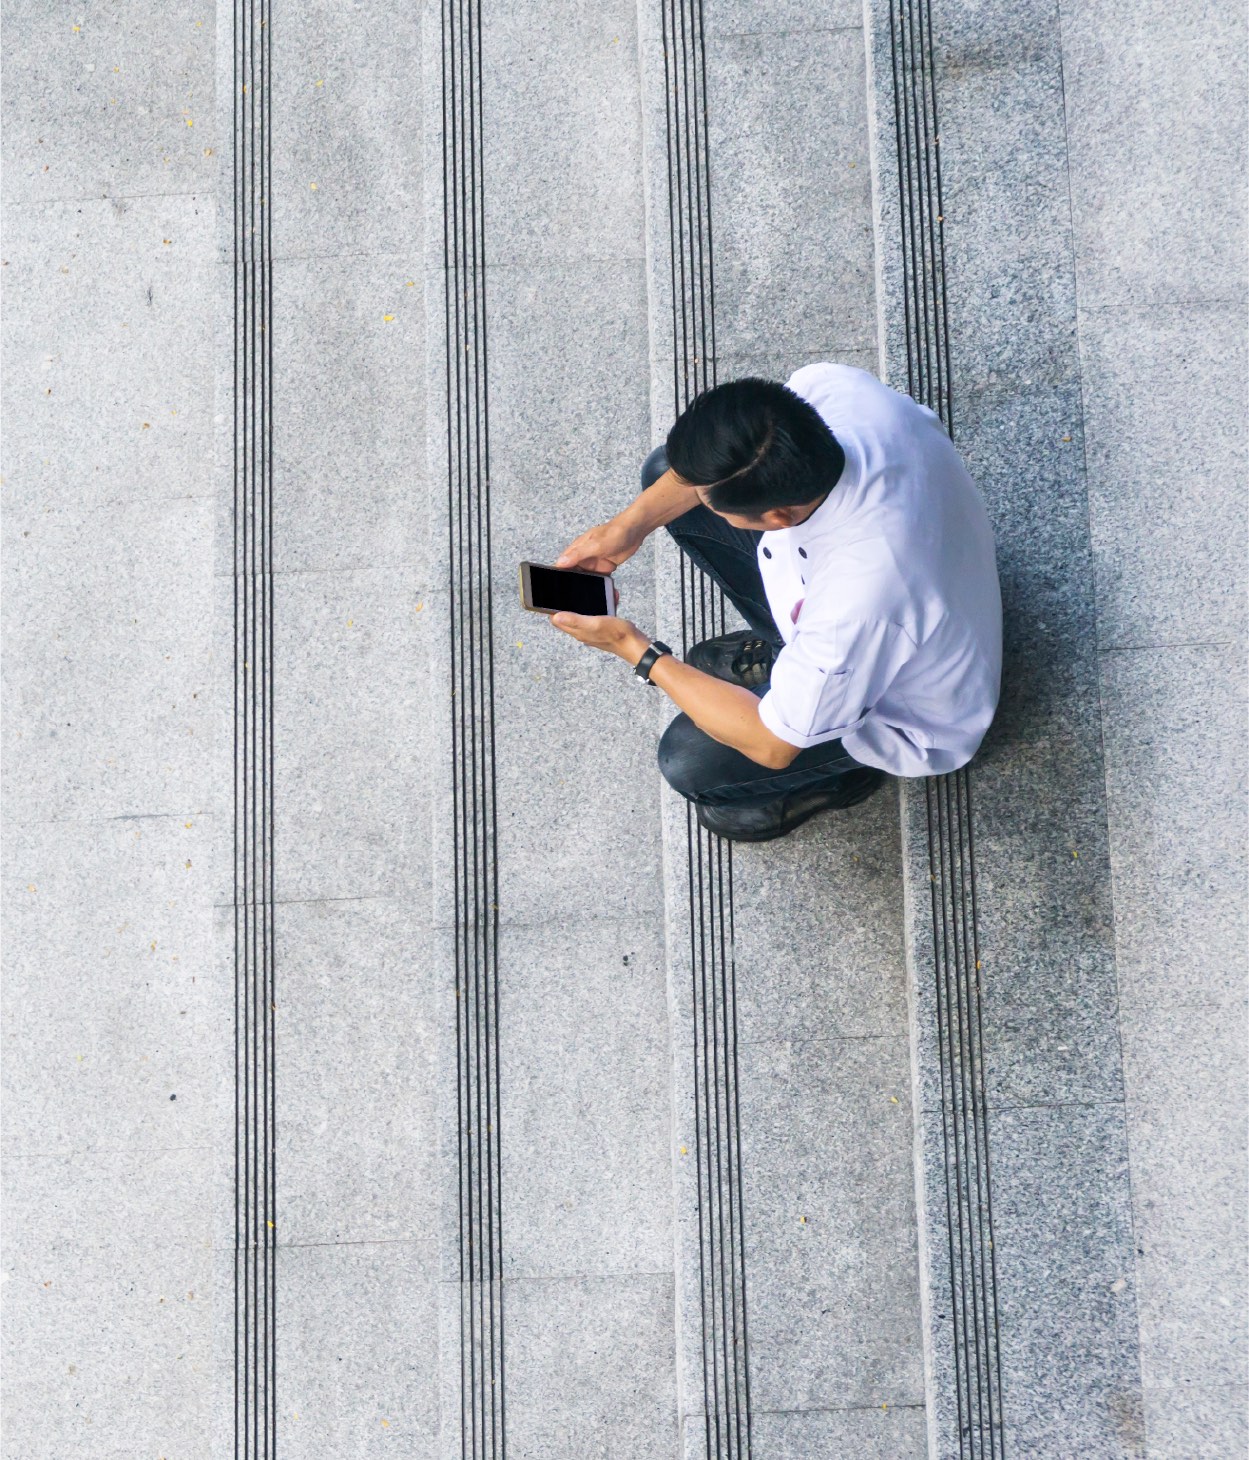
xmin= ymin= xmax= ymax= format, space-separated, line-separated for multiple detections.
xmin=665 ymin=376 xmax=845 ymax=516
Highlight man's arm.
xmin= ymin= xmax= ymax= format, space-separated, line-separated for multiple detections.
xmin=555 ymin=467 xmax=698 ymax=573
xmin=599 ymin=621 xmax=800 ymax=770
xmin=618 ymin=466 xmax=700 ymax=533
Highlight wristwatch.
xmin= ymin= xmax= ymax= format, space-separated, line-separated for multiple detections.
xmin=633 ymin=640 xmax=673 ymax=685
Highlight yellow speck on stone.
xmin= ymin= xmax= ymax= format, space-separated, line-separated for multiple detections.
xmin=185 ymin=117 xmax=194 ymax=127
xmin=414 ymin=601 xmax=424 ymax=612
xmin=77 ymin=1054 xmax=84 ymax=1062
xmin=185 ymin=861 xmax=192 ymax=870
xmin=406 ymin=279 xmax=415 ymax=287
xmin=1062 ymin=434 xmax=1072 ymax=443
xmin=114 ymin=65 xmax=120 ymax=72
xmin=381 ymin=1420 xmax=390 ymax=1429
xmin=890 ymin=1096 xmax=899 ymax=1104
xmin=163 ymin=239 xmax=171 ymax=245
xmin=316 ymin=78 xmax=325 ymax=87
xmin=150 ymin=941 xmax=157 ymax=952
xmin=799 ymin=1215 xmax=807 ymax=1224
xmin=976 ymin=960 xmax=982 ymax=970
xmin=347 ymin=618 xmax=354 ymax=626
xmin=680 ymin=1145 xmax=687 ymax=1156
xmin=72 ymin=23 xmax=81 ymax=31
xmin=882 ymin=1402 xmax=888 ymax=1411
xmin=142 ymin=422 xmax=150 ymax=429
xmin=383 ymin=314 xmax=394 ymax=322
xmin=185 ymin=821 xmax=192 ymax=828
xmin=1072 ymin=849 xmax=1079 ymax=860
xmin=27 ymin=884 xmax=35 ymax=893
xmin=267 ymin=1220 xmax=275 ymax=1229
xmin=310 ymin=182 xmax=318 ymax=190
xmin=203 ymin=147 xmax=214 ymax=156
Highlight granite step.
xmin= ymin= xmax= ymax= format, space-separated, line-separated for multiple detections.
xmin=636 ymin=1 xmax=928 ymax=1454
xmin=421 ymin=0 xmax=678 ymax=1453
xmin=862 ymin=1 xmax=1150 ymax=1454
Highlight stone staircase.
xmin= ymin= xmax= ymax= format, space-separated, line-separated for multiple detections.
xmin=2 ymin=0 xmax=1244 ymax=1458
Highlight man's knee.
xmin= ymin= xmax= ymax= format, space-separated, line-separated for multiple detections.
xmin=657 ymin=712 xmax=705 ymax=801
xmin=641 ymin=443 xmax=669 ymax=493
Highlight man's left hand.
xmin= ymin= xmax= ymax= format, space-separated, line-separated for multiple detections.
xmin=549 ymin=612 xmax=647 ymax=663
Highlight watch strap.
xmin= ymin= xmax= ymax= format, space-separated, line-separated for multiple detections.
xmin=633 ymin=640 xmax=673 ymax=684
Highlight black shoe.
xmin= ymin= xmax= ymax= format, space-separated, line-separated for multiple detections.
xmin=693 ymin=770 xmax=885 ymax=843
xmin=686 ymin=630 xmax=779 ymax=689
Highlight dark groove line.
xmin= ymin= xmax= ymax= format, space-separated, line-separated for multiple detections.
xmin=888 ymin=3 xmax=1003 ymax=1454
xmin=444 ymin=0 xmax=503 ymax=1452
xmin=660 ymin=0 xmax=751 ymax=1453
xmin=263 ymin=0 xmax=276 ymax=1442
xmin=233 ymin=0 xmax=276 ymax=1450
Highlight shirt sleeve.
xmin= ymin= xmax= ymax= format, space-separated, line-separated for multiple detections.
xmin=757 ymin=616 xmax=911 ymax=750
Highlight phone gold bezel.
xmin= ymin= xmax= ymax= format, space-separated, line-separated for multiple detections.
xmin=518 ymin=560 xmax=613 ymax=616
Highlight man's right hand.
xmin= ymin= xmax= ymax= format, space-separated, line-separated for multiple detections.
xmin=554 ymin=516 xmax=646 ymax=576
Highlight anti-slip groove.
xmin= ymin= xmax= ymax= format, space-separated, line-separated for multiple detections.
xmin=442 ymin=0 xmax=505 ymax=1453
xmin=660 ymin=2 xmax=752 ymax=1454
xmin=887 ymin=3 xmax=1004 ymax=1454
xmin=231 ymin=0 xmax=276 ymax=1454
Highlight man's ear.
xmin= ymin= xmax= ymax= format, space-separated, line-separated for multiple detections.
xmin=758 ymin=506 xmax=797 ymax=530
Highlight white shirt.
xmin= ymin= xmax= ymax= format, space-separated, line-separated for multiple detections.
xmin=755 ymin=363 xmax=1002 ymax=777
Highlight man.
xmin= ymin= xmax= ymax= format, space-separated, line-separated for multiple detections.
xmin=551 ymin=362 xmax=1002 ymax=842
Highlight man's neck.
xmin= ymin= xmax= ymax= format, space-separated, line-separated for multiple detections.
xmin=788 ymin=487 xmax=832 ymax=526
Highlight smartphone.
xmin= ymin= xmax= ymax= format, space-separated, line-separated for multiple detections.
xmin=519 ymin=561 xmax=615 ymax=617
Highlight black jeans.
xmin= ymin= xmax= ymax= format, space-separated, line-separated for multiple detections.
xmin=643 ymin=444 xmax=880 ymax=807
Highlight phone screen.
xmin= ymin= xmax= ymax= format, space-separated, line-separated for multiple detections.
xmin=528 ymin=565 xmax=611 ymax=615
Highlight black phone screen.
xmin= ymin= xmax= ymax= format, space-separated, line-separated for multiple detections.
xmin=529 ymin=565 xmax=611 ymax=615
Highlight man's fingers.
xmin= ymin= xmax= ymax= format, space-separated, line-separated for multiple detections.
xmin=555 ymin=546 xmax=616 ymax=573
xmin=557 ymin=539 xmax=603 ymax=568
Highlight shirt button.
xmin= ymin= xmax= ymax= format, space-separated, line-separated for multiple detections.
xmin=798 ymin=546 xmax=808 ymax=558
xmin=762 ymin=546 xmax=772 ymax=559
